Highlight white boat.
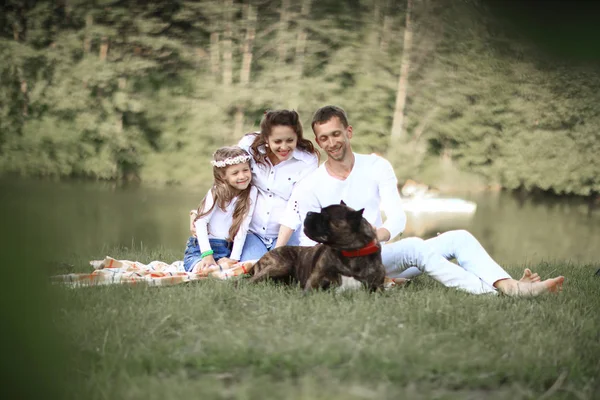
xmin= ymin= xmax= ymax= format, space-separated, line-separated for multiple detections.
xmin=401 ymin=196 xmax=477 ymax=215
xmin=380 ymin=194 xmax=477 ymax=237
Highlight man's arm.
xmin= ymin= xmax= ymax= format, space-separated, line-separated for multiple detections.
xmin=377 ymin=157 xmax=407 ymax=241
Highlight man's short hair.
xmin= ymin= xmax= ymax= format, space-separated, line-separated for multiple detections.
xmin=311 ymin=105 xmax=349 ymax=132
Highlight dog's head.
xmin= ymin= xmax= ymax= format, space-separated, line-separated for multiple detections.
xmin=303 ymin=201 xmax=375 ymax=249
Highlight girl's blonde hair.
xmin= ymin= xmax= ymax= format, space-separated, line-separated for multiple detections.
xmin=195 ymin=146 xmax=253 ymax=241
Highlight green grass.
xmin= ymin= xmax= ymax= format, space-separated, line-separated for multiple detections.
xmin=50 ymin=247 xmax=599 ymax=399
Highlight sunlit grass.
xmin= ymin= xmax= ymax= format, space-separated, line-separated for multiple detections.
xmin=53 ymin=248 xmax=600 ymax=399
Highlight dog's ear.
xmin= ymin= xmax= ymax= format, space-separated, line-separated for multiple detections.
xmin=340 ymin=200 xmax=347 ymax=206
xmin=349 ymin=209 xmax=365 ymax=231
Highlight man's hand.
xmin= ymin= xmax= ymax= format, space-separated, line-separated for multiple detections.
xmin=375 ymin=227 xmax=391 ymax=242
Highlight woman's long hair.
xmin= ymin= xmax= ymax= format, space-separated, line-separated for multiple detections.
xmin=249 ymin=109 xmax=320 ymax=166
xmin=195 ymin=146 xmax=253 ymax=241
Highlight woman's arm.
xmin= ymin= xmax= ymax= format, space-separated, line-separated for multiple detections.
xmin=274 ymin=225 xmax=295 ymax=248
xmin=278 ymin=177 xmax=321 ymax=247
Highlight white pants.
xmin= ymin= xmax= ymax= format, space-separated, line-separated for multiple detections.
xmin=382 ymin=230 xmax=511 ymax=294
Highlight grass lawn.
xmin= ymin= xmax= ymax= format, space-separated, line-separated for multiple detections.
xmin=44 ymin=248 xmax=600 ymax=399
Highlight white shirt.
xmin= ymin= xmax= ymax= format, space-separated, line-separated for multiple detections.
xmin=238 ymin=134 xmax=319 ymax=238
xmin=193 ymin=186 xmax=258 ymax=260
xmin=282 ymin=153 xmax=407 ymax=245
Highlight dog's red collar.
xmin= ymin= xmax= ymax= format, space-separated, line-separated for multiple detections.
xmin=340 ymin=240 xmax=380 ymax=257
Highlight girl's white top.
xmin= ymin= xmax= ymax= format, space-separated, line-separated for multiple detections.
xmin=193 ymin=185 xmax=258 ymax=260
xmin=283 ymin=153 xmax=407 ymax=246
xmin=238 ymin=134 xmax=319 ymax=238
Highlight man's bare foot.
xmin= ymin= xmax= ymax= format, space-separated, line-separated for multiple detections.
xmin=495 ymin=276 xmax=565 ymax=297
xmin=519 ymin=268 xmax=541 ymax=283
xmin=391 ymin=277 xmax=411 ymax=287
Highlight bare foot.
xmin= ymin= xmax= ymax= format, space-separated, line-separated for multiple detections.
xmin=519 ymin=268 xmax=541 ymax=283
xmin=391 ymin=277 xmax=411 ymax=287
xmin=495 ymin=276 xmax=565 ymax=297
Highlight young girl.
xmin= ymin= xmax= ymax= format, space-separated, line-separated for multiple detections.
xmin=183 ymin=146 xmax=258 ymax=273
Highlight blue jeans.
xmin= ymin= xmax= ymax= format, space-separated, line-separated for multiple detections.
xmin=239 ymin=230 xmax=301 ymax=261
xmin=183 ymin=237 xmax=232 ymax=272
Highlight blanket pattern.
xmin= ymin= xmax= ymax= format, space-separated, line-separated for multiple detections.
xmin=52 ymin=256 xmax=256 ymax=288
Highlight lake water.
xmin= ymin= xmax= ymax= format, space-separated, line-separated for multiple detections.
xmin=3 ymin=178 xmax=599 ymax=267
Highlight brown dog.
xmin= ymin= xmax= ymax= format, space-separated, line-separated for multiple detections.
xmin=248 ymin=202 xmax=386 ymax=292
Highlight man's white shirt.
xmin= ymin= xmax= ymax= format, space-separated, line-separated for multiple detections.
xmin=238 ymin=134 xmax=319 ymax=238
xmin=281 ymin=153 xmax=407 ymax=246
xmin=193 ymin=186 xmax=258 ymax=260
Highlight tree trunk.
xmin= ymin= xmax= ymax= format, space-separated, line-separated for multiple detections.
xmin=233 ymin=2 xmax=257 ymax=140
xmin=380 ymin=15 xmax=392 ymax=52
xmin=13 ymin=21 xmax=28 ymax=117
xmin=239 ymin=3 xmax=256 ymax=86
xmin=411 ymin=105 xmax=438 ymax=143
xmin=371 ymin=0 xmax=381 ymax=47
xmin=222 ymin=0 xmax=233 ymax=86
xmin=278 ymin=0 xmax=291 ymax=64
xmin=83 ymin=13 xmax=93 ymax=54
xmin=390 ymin=0 xmax=413 ymax=142
xmin=210 ymin=32 xmax=221 ymax=78
xmin=99 ymin=36 xmax=109 ymax=61
xmin=289 ymin=0 xmax=311 ymax=109
xmin=116 ymin=77 xmax=126 ymax=134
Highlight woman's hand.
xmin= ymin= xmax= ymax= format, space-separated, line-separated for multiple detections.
xmin=217 ymin=257 xmax=238 ymax=269
xmin=189 ymin=210 xmax=198 ymax=236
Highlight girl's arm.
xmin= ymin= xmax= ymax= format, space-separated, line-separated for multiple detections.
xmin=194 ymin=189 xmax=218 ymax=258
xmin=229 ymin=186 xmax=258 ymax=261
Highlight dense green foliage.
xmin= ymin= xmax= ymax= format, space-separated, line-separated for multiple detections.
xmin=1 ymin=0 xmax=599 ymax=195
xmin=49 ymin=247 xmax=600 ymax=399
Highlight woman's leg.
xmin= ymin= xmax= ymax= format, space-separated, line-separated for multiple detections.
xmin=286 ymin=229 xmax=302 ymax=246
xmin=240 ymin=232 xmax=270 ymax=261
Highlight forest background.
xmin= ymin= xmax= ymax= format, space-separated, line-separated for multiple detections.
xmin=1 ymin=0 xmax=599 ymax=197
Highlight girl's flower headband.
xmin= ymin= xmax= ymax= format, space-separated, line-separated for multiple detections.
xmin=210 ymin=154 xmax=252 ymax=168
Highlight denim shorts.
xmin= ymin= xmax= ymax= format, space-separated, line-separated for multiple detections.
xmin=183 ymin=237 xmax=232 ymax=272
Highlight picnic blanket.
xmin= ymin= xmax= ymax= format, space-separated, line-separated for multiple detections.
xmin=52 ymin=256 xmax=256 ymax=288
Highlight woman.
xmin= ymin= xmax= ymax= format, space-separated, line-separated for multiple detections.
xmin=237 ymin=109 xmax=320 ymax=261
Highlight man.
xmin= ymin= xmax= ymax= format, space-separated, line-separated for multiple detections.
xmin=277 ymin=105 xmax=564 ymax=296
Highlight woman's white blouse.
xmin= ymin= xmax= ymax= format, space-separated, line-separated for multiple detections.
xmin=238 ymin=134 xmax=319 ymax=238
